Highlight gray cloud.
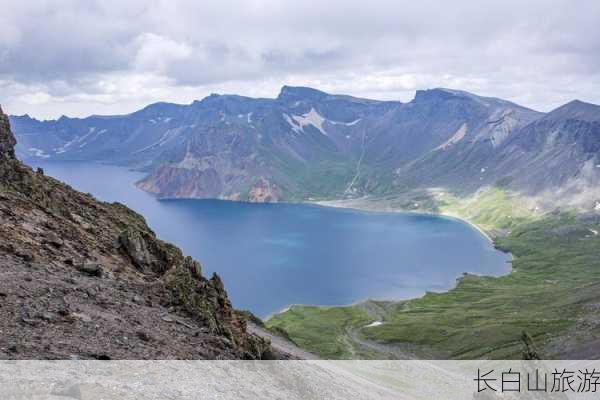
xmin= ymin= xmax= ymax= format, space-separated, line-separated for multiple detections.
xmin=1 ymin=0 xmax=600 ymax=118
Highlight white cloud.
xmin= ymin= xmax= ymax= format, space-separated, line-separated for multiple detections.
xmin=0 ymin=0 xmax=599 ymax=118
xmin=133 ymin=33 xmax=192 ymax=73
xmin=17 ymin=91 xmax=51 ymax=106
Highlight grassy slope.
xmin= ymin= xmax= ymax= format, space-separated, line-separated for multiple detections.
xmin=267 ymin=188 xmax=600 ymax=359
xmin=436 ymin=187 xmax=537 ymax=232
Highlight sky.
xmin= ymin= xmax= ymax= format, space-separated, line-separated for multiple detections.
xmin=1 ymin=0 xmax=600 ymax=119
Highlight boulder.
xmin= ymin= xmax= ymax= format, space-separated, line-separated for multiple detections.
xmin=79 ymin=262 xmax=103 ymax=277
xmin=118 ymin=228 xmax=161 ymax=272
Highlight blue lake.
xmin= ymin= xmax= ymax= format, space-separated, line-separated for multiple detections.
xmin=27 ymin=160 xmax=510 ymax=318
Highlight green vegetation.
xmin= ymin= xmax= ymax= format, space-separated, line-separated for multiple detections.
xmin=437 ymin=187 xmax=538 ymax=232
xmin=259 ymin=145 xmax=397 ymax=201
xmin=267 ymin=188 xmax=600 ymax=359
xmin=268 ymin=306 xmax=379 ymax=359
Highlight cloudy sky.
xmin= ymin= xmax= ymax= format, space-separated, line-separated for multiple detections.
xmin=1 ymin=0 xmax=599 ymax=119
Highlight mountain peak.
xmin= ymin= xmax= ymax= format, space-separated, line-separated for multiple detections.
xmin=413 ymin=88 xmax=536 ymax=112
xmin=412 ymin=88 xmax=499 ymax=105
xmin=413 ymin=88 xmax=461 ymax=102
xmin=277 ymin=85 xmax=329 ymax=102
xmin=545 ymin=99 xmax=600 ymax=123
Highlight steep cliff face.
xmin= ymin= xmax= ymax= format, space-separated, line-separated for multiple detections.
xmin=247 ymin=177 xmax=282 ymax=203
xmin=0 ymin=106 xmax=274 ymax=359
xmin=0 ymin=106 xmax=16 ymax=160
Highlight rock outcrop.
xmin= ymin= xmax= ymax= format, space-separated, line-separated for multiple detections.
xmin=0 ymin=106 xmax=16 ymax=160
xmin=0 ymin=105 xmax=276 ymax=359
xmin=248 ymin=177 xmax=282 ymax=203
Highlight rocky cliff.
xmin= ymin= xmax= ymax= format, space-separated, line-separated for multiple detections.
xmin=0 ymin=108 xmax=16 ymax=159
xmin=0 ymin=105 xmax=275 ymax=359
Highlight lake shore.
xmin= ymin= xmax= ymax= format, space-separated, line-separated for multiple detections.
xmin=264 ymin=196 xmax=514 ymax=325
xmin=310 ymin=197 xmax=497 ymax=243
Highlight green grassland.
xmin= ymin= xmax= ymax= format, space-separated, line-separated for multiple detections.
xmin=266 ymin=188 xmax=600 ymax=359
xmin=436 ymin=187 xmax=539 ymax=232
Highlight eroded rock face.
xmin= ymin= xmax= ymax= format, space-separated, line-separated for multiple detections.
xmin=0 ymin=105 xmax=274 ymax=360
xmin=0 ymin=106 xmax=16 ymax=160
xmin=248 ymin=177 xmax=282 ymax=203
xmin=118 ymin=228 xmax=178 ymax=274
xmin=136 ymin=165 xmax=224 ymax=199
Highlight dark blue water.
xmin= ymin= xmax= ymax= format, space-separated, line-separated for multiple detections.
xmin=28 ymin=160 xmax=510 ymax=318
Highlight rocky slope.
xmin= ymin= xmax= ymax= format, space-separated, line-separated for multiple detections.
xmin=0 ymin=105 xmax=276 ymax=359
xmin=397 ymin=97 xmax=600 ymax=201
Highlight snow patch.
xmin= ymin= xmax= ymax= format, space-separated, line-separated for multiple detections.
xmin=292 ymin=108 xmax=327 ymax=135
xmin=283 ymin=114 xmax=303 ymax=134
xmin=133 ymin=127 xmax=185 ymax=154
xmin=330 ymin=118 xmax=362 ymax=126
xmin=365 ymin=321 xmax=384 ymax=328
xmin=75 ymin=127 xmax=99 ymax=148
xmin=54 ymin=135 xmax=81 ymax=154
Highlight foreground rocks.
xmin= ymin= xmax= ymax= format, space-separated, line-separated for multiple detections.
xmin=0 ymin=105 xmax=279 ymax=359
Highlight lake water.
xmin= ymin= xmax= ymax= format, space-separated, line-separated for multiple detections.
xmin=27 ymin=160 xmax=510 ymax=318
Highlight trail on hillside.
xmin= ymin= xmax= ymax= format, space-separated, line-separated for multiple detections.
xmin=248 ymin=322 xmax=320 ymax=360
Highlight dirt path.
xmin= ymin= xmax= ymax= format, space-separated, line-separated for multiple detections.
xmin=346 ymin=324 xmax=417 ymax=359
xmin=248 ymin=322 xmax=320 ymax=360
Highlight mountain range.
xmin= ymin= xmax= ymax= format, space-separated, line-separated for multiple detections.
xmin=11 ymin=86 xmax=600 ymax=207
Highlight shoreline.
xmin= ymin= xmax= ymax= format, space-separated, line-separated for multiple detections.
xmin=24 ymin=161 xmax=514 ymax=322
xmin=265 ymin=197 xmax=515 ymax=322
xmin=311 ymin=198 xmax=497 ymax=243
xmin=308 ymin=197 xmax=515 ymax=269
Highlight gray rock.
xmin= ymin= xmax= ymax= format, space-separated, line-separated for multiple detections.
xmin=79 ymin=262 xmax=103 ymax=277
xmin=161 ymin=315 xmax=175 ymax=323
xmin=118 ymin=229 xmax=156 ymax=271
xmin=44 ymin=232 xmax=64 ymax=247
xmin=132 ymin=295 xmax=143 ymax=304
xmin=16 ymin=249 xmax=35 ymax=262
xmin=40 ymin=312 xmax=58 ymax=322
xmin=72 ymin=312 xmax=92 ymax=323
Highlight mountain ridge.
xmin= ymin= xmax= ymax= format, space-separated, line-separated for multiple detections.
xmin=10 ymin=86 xmax=600 ymax=208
